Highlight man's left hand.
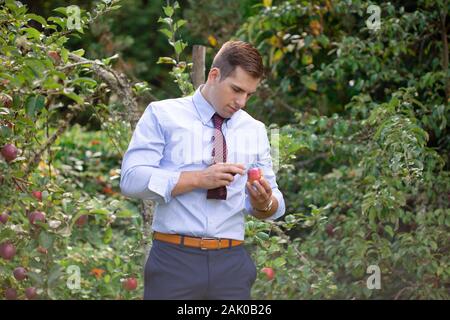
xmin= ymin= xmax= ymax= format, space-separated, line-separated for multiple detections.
xmin=246 ymin=177 xmax=273 ymax=211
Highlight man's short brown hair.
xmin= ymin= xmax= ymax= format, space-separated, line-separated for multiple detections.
xmin=211 ymin=40 xmax=264 ymax=80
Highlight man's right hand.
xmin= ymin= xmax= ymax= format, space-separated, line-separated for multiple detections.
xmin=197 ymin=163 xmax=245 ymax=189
xmin=171 ymin=163 xmax=245 ymax=197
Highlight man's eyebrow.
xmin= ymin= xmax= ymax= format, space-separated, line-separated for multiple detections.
xmin=231 ymin=84 xmax=256 ymax=95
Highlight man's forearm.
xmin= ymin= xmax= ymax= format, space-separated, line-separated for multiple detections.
xmin=171 ymin=171 xmax=201 ymax=197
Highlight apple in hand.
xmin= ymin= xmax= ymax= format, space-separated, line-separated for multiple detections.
xmin=247 ymin=168 xmax=262 ymax=183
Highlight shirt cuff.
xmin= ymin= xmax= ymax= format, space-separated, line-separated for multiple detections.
xmin=147 ymin=168 xmax=181 ymax=204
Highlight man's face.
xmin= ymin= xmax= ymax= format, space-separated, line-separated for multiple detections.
xmin=208 ymin=66 xmax=260 ymax=118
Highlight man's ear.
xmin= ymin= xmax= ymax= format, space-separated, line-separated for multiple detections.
xmin=208 ymin=67 xmax=221 ymax=82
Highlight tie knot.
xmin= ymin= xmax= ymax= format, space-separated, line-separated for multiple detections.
xmin=212 ymin=113 xmax=225 ymax=128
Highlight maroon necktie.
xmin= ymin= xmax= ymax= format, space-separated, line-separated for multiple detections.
xmin=207 ymin=113 xmax=227 ymax=200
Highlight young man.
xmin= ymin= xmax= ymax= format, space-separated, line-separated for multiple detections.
xmin=120 ymin=40 xmax=285 ymax=299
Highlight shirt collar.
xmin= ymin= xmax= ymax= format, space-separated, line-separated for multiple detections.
xmin=192 ymin=84 xmax=217 ymax=126
xmin=192 ymin=85 xmax=241 ymax=127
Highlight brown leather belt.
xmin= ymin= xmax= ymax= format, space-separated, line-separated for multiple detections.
xmin=153 ymin=231 xmax=244 ymax=250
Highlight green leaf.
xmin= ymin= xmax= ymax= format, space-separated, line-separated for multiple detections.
xmin=25 ymin=14 xmax=48 ymax=26
xmin=102 ymin=53 xmax=119 ymax=65
xmin=174 ymin=19 xmax=187 ymax=31
xmin=26 ymin=95 xmax=46 ymax=118
xmin=159 ymin=28 xmax=173 ymax=39
xmin=256 ymin=231 xmax=269 ymax=241
xmin=60 ymin=48 xmax=69 ymax=63
xmin=90 ymin=208 xmax=109 ymax=215
xmin=157 ymin=57 xmax=176 ymax=65
xmin=53 ymin=7 xmax=68 ymax=16
xmin=384 ymin=225 xmax=394 ymax=238
xmin=158 ymin=17 xmax=173 ymax=26
xmin=273 ymin=257 xmax=286 ymax=268
xmin=116 ymin=209 xmax=133 ymax=218
xmin=163 ymin=5 xmax=174 ymax=17
xmin=47 ymin=16 xmax=66 ymax=29
xmin=39 ymin=231 xmax=54 ymax=249
xmin=72 ymin=77 xmax=97 ymax=88
xmin=72 ymin=49 xmax=85 ymax=57
xmin=62 ymin=91 xmax=84 ymax=105
xmin=103 ymin=227 xmax=113 ymax=244
xmin=27 ymin=271 xmax=44 ymax=286
xmin=174 ymin=40 xmax=186 ymax=55
xmin=47 ymin=265 xmax=63 ymax=288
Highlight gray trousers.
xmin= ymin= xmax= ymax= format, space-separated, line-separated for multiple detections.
xmin=144 ymin=239 xmax=257 ymax=300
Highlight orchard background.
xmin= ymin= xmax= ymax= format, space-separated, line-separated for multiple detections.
xmin=0 ymin=0 xmax=448 ymax=300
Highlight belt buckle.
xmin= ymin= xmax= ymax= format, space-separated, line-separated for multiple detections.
xmin=200 ymin=237 xmax=219 ymax=250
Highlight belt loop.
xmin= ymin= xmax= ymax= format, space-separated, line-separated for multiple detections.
xmin=180 ymin=235 xmax=185 ymax=247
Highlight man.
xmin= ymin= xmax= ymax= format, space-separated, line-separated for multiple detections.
xmin=120 ymin=40 xmax=285 ymax=300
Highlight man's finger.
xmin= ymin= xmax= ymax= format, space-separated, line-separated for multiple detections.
xmin=223 ymin=164 xmax=245 ymax=175
xmin=246 ymin=182 xmax=259 ymax=197
xmin=259 ymin=177 xmax=272 ymax=194
xmin=219 ymin=173 xmax=234 ymax=183
xmin=252 ymin=180 xmax=267 ymax=196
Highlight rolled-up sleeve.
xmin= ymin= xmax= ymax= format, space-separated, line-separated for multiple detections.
xmin=244 ymin=124 xmax=286 ymax=220
xmin=120 ymin=104 xmax=181 ymax=204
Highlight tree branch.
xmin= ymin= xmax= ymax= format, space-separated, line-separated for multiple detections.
xmin=24 ymin=109 xmax=77 ymax=179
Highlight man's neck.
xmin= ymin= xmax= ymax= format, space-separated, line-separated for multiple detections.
xmin=200 ymin=84 xmax=214 ymax=108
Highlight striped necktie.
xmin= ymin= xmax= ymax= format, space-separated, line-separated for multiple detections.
xmin=206 ymin=113 xmax=227 ymax=200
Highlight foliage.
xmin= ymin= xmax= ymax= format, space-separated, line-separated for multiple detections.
xmin=235 ymin=0 xmax=449 ymax=299
xmin=1 ymin=0 xmax=448 ymax=300
xmin=0 ymin=0 xmax=143 ymax=299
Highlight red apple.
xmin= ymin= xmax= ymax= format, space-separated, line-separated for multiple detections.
xmin=32 ymin=191 xmax=42 ymax=201
xmin=326 ymin=224 xmax=335 ymax=237
xmin=261 ymin=267 xmax=275 ymax=281
xmin=0 ymin=94 xmax=13 ymax=108
xmin=37 ymin=246 xmax=48 ymax=255
xmin=75 ymin=214 xmax=88 ymax=227
xmin=102 ymin=185 xmax=113 ymax=194
xmin=47 ymin=51 xmax=61 ymax=63
xmin=28 ymin=211 xmax=46 ymax=226
xmin=247 ymin=168 xmax=262 ymax=183
xmin=13 ymin=267 xmax=27 ymax=281
xmin=0 ymin=242 xmax=16 ymax=260
xmin=25 ymin=287 xmax=37 ymax=300
xmin=1 ymin=143 xmax=18 ymax=163
xmin=122 ymin=277 xmax=137 ymax=291
xmin=0 ymin=212 xmax=9 ymax=224
xmin=5 ymin=288 xmax=17 ymax=300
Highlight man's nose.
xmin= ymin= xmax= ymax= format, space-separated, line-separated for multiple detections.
xmin=235 ymin=94 xmax=247 ymax=109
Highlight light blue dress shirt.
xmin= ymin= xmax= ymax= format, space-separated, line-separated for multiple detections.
xmin=120 ymin=85 xmax=285 ymax=240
